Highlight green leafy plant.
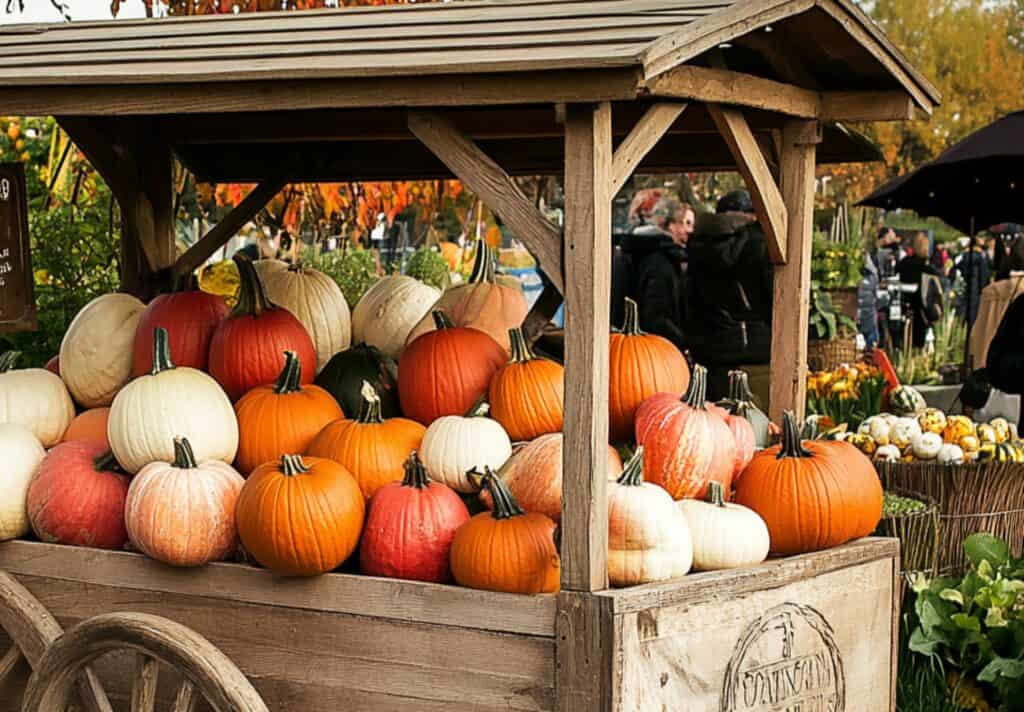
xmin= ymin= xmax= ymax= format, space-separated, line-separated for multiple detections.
xmin=812 ymin=236 xmax=864 ymax=290
xmin=809 ymin=280 xmax=857 ymax=341
xmin=403 ymin=246 xmax=449 ymax=290
xmin=308 ymin=247 xmax=379 ymax=308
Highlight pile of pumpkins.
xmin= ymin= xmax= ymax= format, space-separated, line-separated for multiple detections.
xmin=841 ymin=386 xmax=1022 ymax=465
xmin=0 ymin=240 xmax=884 ymax=594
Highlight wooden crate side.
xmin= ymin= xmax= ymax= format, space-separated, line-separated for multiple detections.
xmin=612 ymin=556 xmax=896 ymax=712
xmin=10 ymin=575 xmax=555 ymax=712
xmin=0 ymin=540 xmax=555 ymax=637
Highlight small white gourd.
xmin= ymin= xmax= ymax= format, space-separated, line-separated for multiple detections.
xmin=861 ymin=416 xmax=892 ymax=446
xmin=678 ymin=482 xmax=769 ymax=571
xmin=890 ymin=417 xmax=922 ymax=449
xmin=874 ymin=444 xmax=902 ymax=463
xmin=420 ymin=402 xmax=512 ymax=493
xmin=0 ymin=424 xmax=46 ymax=541
xmin=911 ymin=432 xmax=943 ymax=461
xmin=937 ymin=443 xmax=965 ymax=465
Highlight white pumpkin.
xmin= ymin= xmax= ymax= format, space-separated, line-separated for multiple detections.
xmin=420 ymin=404 xmax=512 ymax=493
xmin=0 ymin=424 xmax=46 ymax=541
xmin=937 ymin=443 xmax=965 ymax=465
xmin=60 ymin=292 xmax=145 ymax=407
xmin=0 ymin=352 xmax=74 ymax=447
xmin=253 ymin=258 xmax=289 ymax=281
xmin=890 ymin=417 xmax=922 ymax=449
xmin=262 ymin=263 xmax=352 ymax=373
xmin=678 ymin=482 xmax=769 ymax=571
xmin=352 ymin=275 xmax=440 ymax=360
xmin=874 ymin=444 xmax=902 ymax=463
xmin=609 ymin=448 xmax=692 ymax=586
xmin=108 ymin=327 xmax=238 ymax=474
xmin=911 ymin=432 xmax=943 ymax=461
xmin=860 ymin=416 xmax=892 ymax=446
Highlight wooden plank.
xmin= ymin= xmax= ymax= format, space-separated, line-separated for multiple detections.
xmin=408 ymin=110 xmax=564 ymax=293
xmin=560 ymin=102 xmax=613 ymax=593
xmin=599 ymin=538 xmax=897 ymax=614
xmin=17 ymin=576 xmax=555 ymax=712
xmin=707 ymin=104 xmax=788 ymax=263
xmin=890 ymin=552 xmax=901 ymax=712
xmin=556 ymin=592 xmax=614 ymax=712
xmin=174 ymin=179 xmax=287 ymax=278
xmin=820 ymin=90 xmax=916 ymax=121
xmin=769 ymin=119 xmax=818 ymax=423
xmin=0 ymin=541 xmax=555 ymax=638
xmin=0 ymin=645 xmax=22 ymax=684
xmin=171 ymin=680 xmax=197 ymax=712
xmin=645 ymin=65 xmax=820 ymax=119
xmin=130 ymin=655 xmax=159 ymax=712
xmin=610 ymin=102 xmax=687 ymax=196
xmin=737 ymin=31 xmax=820 ymax=88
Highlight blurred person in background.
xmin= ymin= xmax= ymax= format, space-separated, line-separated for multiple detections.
xmin=896 ymin=232 xmax=943 ymax=348
xmin=956 ymin=235 xmax=991 ymax=326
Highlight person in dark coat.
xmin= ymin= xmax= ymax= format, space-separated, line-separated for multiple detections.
xmin=686 ymin=190 xmax=773 ymax=397
xmin=985 ymin=293 xmax=1024 ymax=426
xmin=896 ymin=233 xmax=943 ymax=348
xmin=956 ymin=235 xmax=991 ymax=326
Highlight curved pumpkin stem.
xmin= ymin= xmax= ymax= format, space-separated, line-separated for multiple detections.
xmin=273 ymin=351 xmax=303 ymax=395
xmin=463 ymin=395 xmax=490 ymax=418
xmin=727 ymin=370 xmax=755 ymax=416
xmin=617 ymin=446 xmax=644 ymax=487
xmin=683 ymin=364 xmax=709 ymax=410
xmin=172 ymin=437 xmax=199 ymax=469
xmin=232 ymin=254 xmax=276 ymax=318
xmin=0 ymin=351 xmax=20 ymax=373
xmin=150 ymin=327 xmax=176 ymax=375
xmin=468 ymin=239 xmax=496 ymax=284
xmin=93 ymin=450 xmax=119 ymax=472
xmin=620 ymin=297 xmax=643 ymax=336
xmin=507 ymin=327 xmax=536 ymax=364
xmin=281 ymin=454 xmax=310 ymax=476
xmin=432 ymin=310 xmax=456 ymax=330
xmin=402 ymin=451 xmax=432 ymax=490
xmin=356 ymin=381 xmax=385 ymax=424
xmin=777 ymin=411 xmax=813 ymax=459
xmin=480 ymin=467 xmax=525 ymax=519
xmin=705 ymin=481 xmax=726 ymax=507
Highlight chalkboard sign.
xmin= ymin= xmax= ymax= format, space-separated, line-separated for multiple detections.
xmin=0 ymin=163 xmax=36 ymax=333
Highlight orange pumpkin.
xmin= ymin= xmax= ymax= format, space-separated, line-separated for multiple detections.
xmin=609 ymin=297 xmax=689 ymax=442
xmin=234 ymin=351 xmax=343 ymax=476
xmin=439 ymin=241 xmax=462 ymax=271
xmin=306 ymin=382 xmax=426 ymax=499
xmin=235 ymin=454 xmax=364 ymax=576
xmin=450 ymin=469 xmax=560 ymax=594
xmin=488 ymin=327 xmax=564 ymax=441
xmin=61 ymin=407 xmax=110 ymax=447
xmin=734 ymin=411 xmax=883 ymax=555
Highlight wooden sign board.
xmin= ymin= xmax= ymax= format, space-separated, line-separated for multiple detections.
xmin=0 ymin=163 xmax=36 ymax=333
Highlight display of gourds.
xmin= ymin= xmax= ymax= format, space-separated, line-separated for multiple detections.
xmin=314 ymin=343 xmax=401 ymax=419
xmin=0 ymin=350 xmax=75 ymax=447
xmin=351 ymin=274 xmax=440 ymax=361
xmin=0 ymin=424 xmax=45 ymax=542
xmin=131 ymin=287 xmax=229 ymax=377
xmin=848 ymin=409 xmax=1023 ymax=464
xmin=488 ymin=327 xmax=564 ymax=441
xmin=420 ymin=402 xmax=512 ymax=494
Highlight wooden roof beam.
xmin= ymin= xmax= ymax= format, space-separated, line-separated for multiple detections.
xmin=407 ymin=110 xmax=564 ymax=294
xmin=610 ymin=102 xmax=687 ymax=196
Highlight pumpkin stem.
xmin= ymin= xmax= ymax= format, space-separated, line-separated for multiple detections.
xmin=273 ymin=351 xmax=303 ymax=394
xmin=432 ymin=310 xmax=456 ymax=330
xmin=172 ymin=437 xmax=198 ymax=469
xmin=232 ymin=254 xmax=276 ymax=318
xmin=777 ymin=411 xmax=813 ymax=459
xmin=468 ymin=239 xmax=496 ymax=284
xmin=281 ymin=454 xmax=310 ymax=476
xmin=727 ymin=370 xmax=757 ymax=415
xmin=705 ymin=481 xmax=726 ymax=507
xmin=617 ymin=446 xmax=645 ymax=486
xmin=507 ymin=327 xmax=536 ymax=363
xmin=356 ymin=381 xmax=385 ymax=424
xmin=620 ymin=297 xmax=643 ymax=335
xmin=93 ymin=450 xmax=119 ymax=472
xmin=150 ymin=327 xmax=176 ymax=375
xmin=683 ymin=364 xmax=709 ymax=410
xmin=0 ymin=351 xmax=20 ymax=373
xmin=481 ymin=467 xmax=525 ymax=519
xmin=464 ymin=395 xmax=490 ymax=418
xmin=401 ymin=451 xmax=432 ymax=490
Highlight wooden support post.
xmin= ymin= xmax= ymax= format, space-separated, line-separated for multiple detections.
xmin=610 ymin=103 xmax=687 ymax=197
xmin=769 ymin=120 xmax=820 ymax=423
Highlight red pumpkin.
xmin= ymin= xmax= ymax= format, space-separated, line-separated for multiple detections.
xmin=26 ymin=441 xmax=129 ymax=549
xmin=132 ymin=288 xmax=229 ymax=377
xmin=724 ymin=412 xmax=757 ymax=478
xmin=44 ymin=355 xmax=59 ymax=376
xmin=208 ymin=256 xmax=316 ymax=401
xmin=635 ymin=364 xmax=737 ymax=500
xmin=398 ymin=310 xmax=506 ymax=425
xmin=360 ymin=451 xmax=470 ymax=582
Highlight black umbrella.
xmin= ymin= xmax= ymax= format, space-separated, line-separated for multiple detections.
xmin=859 ymin=110 xmax=1024 ymax=234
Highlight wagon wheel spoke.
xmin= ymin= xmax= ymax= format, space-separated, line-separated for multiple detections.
xmin=0 ymin=643 xmax=23 ymax=683
xmin=131 ymin=654 xmax=159 ymax=712
xmin=172 ymin=679 xmax=197 ymax=712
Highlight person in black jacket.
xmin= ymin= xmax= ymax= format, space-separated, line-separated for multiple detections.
xmin=686 ymin=190 xmax=773 ymax=397
xmin=985 ymin=293 xmax=1024 ymax=426
xmin=896 ymin=233 xmax=943 ymax=348
xmin=956 ymin=236 xmax=991 ymax=326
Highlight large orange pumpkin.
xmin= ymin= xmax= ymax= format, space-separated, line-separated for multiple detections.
xmin=235 ymin=454 xmax=364 ymax=576
xmin=734 ymin=411 xmax=883 ymax=555
xmin=488 ymin=327 xmax=564 ymax=442
xmin=306 ymin=382 xmax=426 ymax=499
xmin=398 ymin=310 xmax=506 ymax=426
xmin=609 ymin=297 xmax=689 ymax=442
xmin=61 ymin=407 xmax=110 ymax=447
xmin=635 ymin=365 xmax=736 ymax=501
xmin=234 ymin=351 xmax=343 ymax=476
xmin=450 ymin=469 xmax=560 ymax=594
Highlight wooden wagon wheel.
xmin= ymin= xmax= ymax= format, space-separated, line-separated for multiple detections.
xmin=0 ymin=571 xmax=110 ymax=712
xmin=23 ymin=612 xmax=269 ymax=712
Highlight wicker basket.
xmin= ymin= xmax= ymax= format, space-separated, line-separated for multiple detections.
xmin=873 ymin=488 xmax=939 ymax=599
xmin=876 ymin=461 xmax=1024 ymax=574
xmin=807 ymin=337 xmax=859 ymax=371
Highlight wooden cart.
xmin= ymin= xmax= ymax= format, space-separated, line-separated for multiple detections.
xmin=0 ymin=1 xmax=936 ymax=709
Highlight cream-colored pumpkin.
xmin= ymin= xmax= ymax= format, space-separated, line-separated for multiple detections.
xmin=911 ymin=432 xmax=943 ymax=460
xmin=253 ymin=258 xmax=289 ymax=281
xmin=352 ymin=275 xmax=440 ymax=360
xmin=0 ymin=424 xmax=46 ymax=541
xmin=0 ymin=352 xmax=74 ymax=447
xmin=678 ymin=482 xmax=769 ymax=571
xmin=60 ymin=292 xmax=145 ymax=407
xmin=262 ymin=263 xmax=351 ymax=372
xmin=859 ymin=416 xmax=891 ymax=446
xmin=125 ymin=437 xmax=244 ymax=567
xmin=890 ymin=417 xmax=922 ymax=449
xmin=874 ymin=444 xmax=902 ymax=463
xmin=937 ymin=443 xmax=965 ymax=465
xmin=608 ymin=448 xmax=692 ymax=587
xmin=420 ymin=404 xmax=512 ymax=493
xmin=109 ymin=328 xmax=239 ymax=474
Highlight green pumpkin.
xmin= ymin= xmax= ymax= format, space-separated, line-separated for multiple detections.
xmin=977 ymin=442 xmax=1018 ymax=464
xmin=718 ymin=370 xmax=771 ymax=448
xmin=889 ymin=385 xmax=926 ymax=416
xmin=314 ymin=343 xmax=401 ymax=419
